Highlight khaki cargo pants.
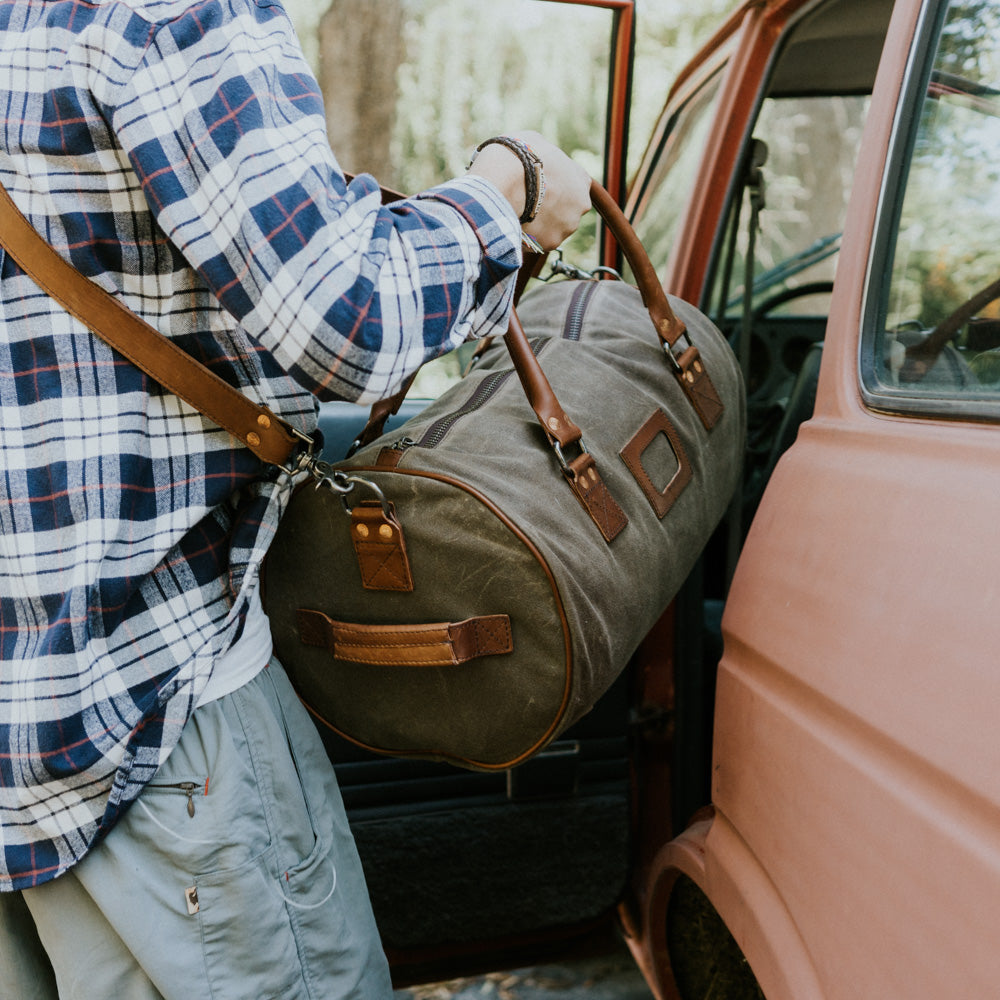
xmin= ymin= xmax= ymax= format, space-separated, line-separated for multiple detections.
xmin=0 ymin=658 xmax=392 ymax=1000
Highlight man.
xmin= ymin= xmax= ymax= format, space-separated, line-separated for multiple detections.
xmin=0 ymin=0 xmax=590 ymax=996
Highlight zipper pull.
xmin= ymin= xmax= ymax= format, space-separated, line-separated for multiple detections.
xmin=147 ymin=779 xmax=202 ymax=817
xmin=377 ymin=437 xmax=417 ymax=469
xmin=180 ymin=781 xmax=197 ymax=818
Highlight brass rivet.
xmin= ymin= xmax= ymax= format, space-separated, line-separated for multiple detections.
xmin=246 ymin=432 xmax=261 ymax=447
xmin=547 ymin=417 xmax=560 ymax=431
xmin=257 ymin=413 xmax=271 ymax=429
xmin=685 ymin=370 xmax=695 ymax=383
xmin=694 ymin=360 xmax=703 ymax=373
xmin=356 ymin=524 xmax=369 ymax=538
xmin=590 ymin=469 xmax=599 ymax=484
xmin=379 ymin=524 xmax=393 ymax=539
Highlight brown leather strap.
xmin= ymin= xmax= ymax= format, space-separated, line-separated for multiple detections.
xmin=505 ymin=310 xmax=583 ymax=448
xmin=589 ymin=181 xmax=723 ymax=430
xmin=351 ymin=372 xmax=418 ymax=452
xmin=295 ymin=610 xmax=513 ymax=666
xmin=0 ymin=182 xmax=303 ymax=468
xmin=588 ymin=181 xmax=684 ymax=346
xmin=564 ymin=450 xmax=628 ymax=541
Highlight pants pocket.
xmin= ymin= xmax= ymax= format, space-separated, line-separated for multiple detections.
xmin=195 ymin=844 xmax=306 ymax=1000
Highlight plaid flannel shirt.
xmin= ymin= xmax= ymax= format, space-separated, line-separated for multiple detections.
xmin=0 ymin=0 xmax=521 ymax=890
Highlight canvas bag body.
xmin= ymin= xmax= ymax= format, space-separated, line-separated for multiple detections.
xmin=0 ymin=172 xmax=743 ymax=772
xmin=263 ymin=278 xmax=745 ymax=770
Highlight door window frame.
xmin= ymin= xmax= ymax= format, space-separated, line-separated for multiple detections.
xmin=858 ymin=0 xmax=1000 ymax=422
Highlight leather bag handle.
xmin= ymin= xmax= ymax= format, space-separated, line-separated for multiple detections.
xmin=296 ymin=609 xmax=513 ymax=667
xmin=353 ymin=178 xmax=723 ymax=451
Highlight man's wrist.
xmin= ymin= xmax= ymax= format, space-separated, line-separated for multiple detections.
xmin=466 ymin=143 xmax=527 ymax=220
xmin=469 ymin=136 xmax=545 ymax=224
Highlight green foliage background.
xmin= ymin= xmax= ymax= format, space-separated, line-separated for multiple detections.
xmin=280 ymin=0 xmax=733 ymax=394
xmin=285 ymin=0 xmax=733 ymax=194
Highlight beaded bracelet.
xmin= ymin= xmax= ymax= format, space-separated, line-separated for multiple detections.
xmin=520 ymin=231 xmax=545 ymax=255
xmin=472 ymin=135 xmax=546 ymax=224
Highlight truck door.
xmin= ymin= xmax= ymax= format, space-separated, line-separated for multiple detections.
xmin=627 ymin=0 xmax=1000 ymax=996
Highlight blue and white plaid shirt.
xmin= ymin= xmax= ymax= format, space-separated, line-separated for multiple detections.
xmin=0 ymin=0 xmax=521 ymax=889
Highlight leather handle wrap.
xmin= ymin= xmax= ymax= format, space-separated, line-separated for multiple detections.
xmin=296 ymin=609 xmax=513 ymax=667
xmin=588 ymin=181 xmax=686 ymax=347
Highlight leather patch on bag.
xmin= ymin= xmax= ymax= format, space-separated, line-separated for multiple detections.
xmin=674 ymin=346 xmax=724 ymax=430
xmin=350 ymin=501 xmax=414 ymax=591
xmin=566 ymin=452 xmax=628 ymax=542
xmin=619 ymin=408 xmax=692 ymax=519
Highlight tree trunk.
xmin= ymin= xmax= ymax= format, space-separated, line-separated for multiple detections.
xmin=318 ymin=0 xmax=405 ymax=182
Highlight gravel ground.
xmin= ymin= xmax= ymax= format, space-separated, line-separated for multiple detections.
xmin=393 ymin=945 xmax=655 ymax=1000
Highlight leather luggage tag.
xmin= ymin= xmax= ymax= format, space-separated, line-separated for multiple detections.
xmin=350 ymin=501 xmax=414 ymax=592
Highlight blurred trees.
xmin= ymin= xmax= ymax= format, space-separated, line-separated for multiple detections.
xmin=318 ymin=0 xmax=405 ymax=180
xmin=287 ymin=0 xmax=732 ymax=195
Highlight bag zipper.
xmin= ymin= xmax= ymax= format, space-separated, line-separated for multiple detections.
xmin=417 ymin=367 xmax=519 ymax=448
xmin=561 ymin=280 xmax=599 ymax=342
xmin=146 ymin=780 xmax=204 ymax=817
xmin=394 ymin=338 xmax=550 ymax=454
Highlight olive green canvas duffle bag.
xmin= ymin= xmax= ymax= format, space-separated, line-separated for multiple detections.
xmin=0 ymin=173 xmax=745 ymax=774
xmin=262 ymin=184 xmax=746 ymax=770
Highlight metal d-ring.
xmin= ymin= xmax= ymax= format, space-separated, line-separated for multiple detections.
xmin=551 ymin=436 xmax=589 ymax=477
xmin=309 ymin=460 xmax=353 ymax=494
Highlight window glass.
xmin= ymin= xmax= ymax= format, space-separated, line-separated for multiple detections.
xmin=313 ymin=0 xmax=617 ymax=271
xmin=628 ymin=69 xmax=726 ymax=278
xmin=304 ymin=0 xmax=621 ymax=399
xmin=711 ymin=94 xmax=868 ymax=321
xmin=864 ymin=0 xmax=1000 ymax=408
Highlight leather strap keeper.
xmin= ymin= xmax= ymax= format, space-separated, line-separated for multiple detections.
xmin=296 ymin=610 xmax=514 ymax=667
xmin=350 ymin=501 xmax=414 ymax=592
xmin=565 ymin=451 xmax=628 ymax=542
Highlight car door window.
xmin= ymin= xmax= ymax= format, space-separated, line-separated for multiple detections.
xmin=712 ymin=93 xmax=868 ymax=324
xmin=708 ymin=83 xmax=871 ymax=529
xmin=627 ymin=65 xmax=727 ymax=277
xmin=296 ymin=0 xmax=632 ymax=402
xmin=862 ymin=0 xmax=1000 ymax=417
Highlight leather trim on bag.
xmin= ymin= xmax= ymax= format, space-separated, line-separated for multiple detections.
xmin=349 ymin=501 xmax=414 ymax=591
xmin=674 ymin=346 xmax=724 ymax=430
xmin=565 ymin=453 xmax=628 ymax=542
xmin=619 ymin=408 xmax=692 ymax=519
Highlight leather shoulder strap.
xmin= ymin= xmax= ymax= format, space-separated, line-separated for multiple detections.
xmin=0 ymin=181 xmax=303 ymax=468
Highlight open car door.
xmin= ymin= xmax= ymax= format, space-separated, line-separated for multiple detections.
xmin=310 ymin=1 xmax=637 ymax=986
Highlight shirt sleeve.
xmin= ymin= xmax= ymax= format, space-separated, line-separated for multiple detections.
xmin=103 ymin=0 xmax=523 ymax=404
